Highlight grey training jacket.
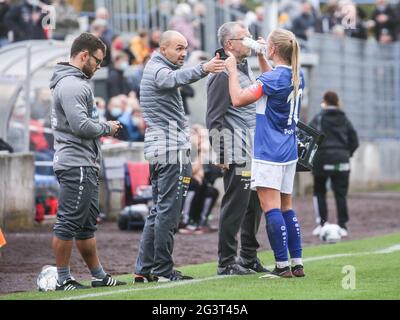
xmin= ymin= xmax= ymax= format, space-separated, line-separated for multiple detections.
xmin=49 ymin=63 xmax=111 ymax=172
xmin=140 ymin=51 xmax=208 ymax=161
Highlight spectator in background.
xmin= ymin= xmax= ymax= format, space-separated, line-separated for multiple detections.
xmin=372 ymin=0 xmax=397 ymax=42
xmin=317 ymin=0 xmax=340 ymax=34
xmin=106 ymin=51 xmax=131 ymax=99
xmin=395 ymin=0 xmax=400 ymax=40
xmin=378 ymin=28 xmax=394 ymax=43
xmin=149 ymin=29 xmax=161 ymax=52
xmin=230 ymin=0 xmax=249 ymax=20
xmin=95 ymin=97 xmax=107 ymax=123
xmin=112 ymin=34 xmax=136 ymax=65
xmin=345 ymin=5 xmax=368 ymax=40
xmin=179 ymin=124 xmax=221 ymax=234
xmin=169 ymin=3 xmax=201 ymax=55
xmin=309 ymin=91 xmax=359 ymax=238
xmin=95 ymin=7 xmax=114 ymax=46
xmin=291 ymin=1 xmax=315 ymax=42
xmin=90 ymin=19 xmax=111 ymax=66
xmin=5 ymin=0 xmax=47 ymax=42
xmin=117 ymin=97 xmax=146 ymax=142
xmin=0 ymin=0 xmax=11 ymax=47
xmin=105 ymin=96 xmax=125 ymax=121
xmin=52 ymin=0 xmax=79 ymax=40
xmin=248 ymin=6 xmax=265 ymax=40
xmin=191 ymin=0 xmax=207 ymax=51
xmin=130 ymin=30 xmax=151 ymax=65
xmin=125 ymin=55 xmax=150 ymax=98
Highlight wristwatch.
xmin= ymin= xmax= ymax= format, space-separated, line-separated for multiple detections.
xmin=200 ymin=62 xmax=209 ymax=74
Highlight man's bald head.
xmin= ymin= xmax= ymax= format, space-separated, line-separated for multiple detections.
xmin=159 ymin=30 xmax=188 ymax=66
xmin=160 ymin=30 xmax=187 ymax=47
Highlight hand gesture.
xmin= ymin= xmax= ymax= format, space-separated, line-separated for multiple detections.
xmin=202 ymin=53 xmax=226 ymax=73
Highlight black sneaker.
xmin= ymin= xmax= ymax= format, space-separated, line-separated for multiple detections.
xmin=92 ymin=274 xmax=127 ymax=287
xmin=217 ymin=263 xmax=256 ymax=276
xmin=133 ymin=274 xmax=158 ymax=283
xmin=56 ymin=278 xmax=90 ymax=291
xmin=260 ymin=266 xmax=293 ymax=279
xmin=157 ymin=269 xmax=193 ymax=282
xmin=238 ymin=258 xmax=270 ymax=273
xmin=291 ymin=265 xmax=305 ymax=277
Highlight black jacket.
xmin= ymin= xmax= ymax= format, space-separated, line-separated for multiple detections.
xmin=106 ymin=67 xmax=130 ymax=100
xmin=0 ymin=2 xmax=10 ymax=38
xmin=309 ymin=107 xmax=359 ymax=174
xmin=372 ymin=5 xmax=397 ymax=41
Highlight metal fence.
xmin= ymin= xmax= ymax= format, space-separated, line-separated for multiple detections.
xmin=307 ymin=34 xmax=400 ymax=140
xmin=94 ymin=0 xmax=269 ymax=53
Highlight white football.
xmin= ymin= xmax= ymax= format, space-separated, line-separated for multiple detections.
xmin=319 ymin=223 xmax=342 ymax=243
xmin=37 ymin=265 xmax=58 ymax=292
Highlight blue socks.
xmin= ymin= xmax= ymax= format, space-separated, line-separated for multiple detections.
xmin=282 ymin=209 xmax=303 ymax=260
xmin=265 ymin=209 xmax=288 ymax=264
xmin=265 ymin=208 xmax=303 ymax=267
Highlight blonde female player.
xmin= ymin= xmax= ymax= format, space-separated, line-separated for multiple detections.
xmin=225 ymin=28 xmax=305 ymax=278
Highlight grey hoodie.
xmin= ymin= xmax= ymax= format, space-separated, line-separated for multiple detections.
xmin=49 ymin=63 xmax=111 ymax=172
xmin=140 ymin=51 xmax=208 ymax=161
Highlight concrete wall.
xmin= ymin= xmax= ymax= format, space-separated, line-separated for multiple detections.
xmin=0 ymin=152 xmax=35 ymax=231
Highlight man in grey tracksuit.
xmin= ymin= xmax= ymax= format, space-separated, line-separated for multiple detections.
xmin=207 ymin=22 xmax=268 ymax=275
xmin=50 ymin=33 xmax=125 ymax=290
xmin=134 ymin=30 xmax=225 ymax=282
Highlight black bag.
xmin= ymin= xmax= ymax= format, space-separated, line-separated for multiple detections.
xmin=296 ymin=121 xmax=325 ymax=172
xmin=118 ymin=204 xmax=149 ymax=231
xmin=0 ymin=138 xmax=13 ymax=153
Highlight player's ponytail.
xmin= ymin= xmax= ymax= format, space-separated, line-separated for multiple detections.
xmin=291 ymin=37 xmax=300 ymax=99
xmin=268 ymin=29 xmax=301 ymax=97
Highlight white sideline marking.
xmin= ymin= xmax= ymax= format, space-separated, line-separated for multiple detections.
xmin=59 ymin=243 xmax=400 ymax=300
xmin=59 ymin=276 xmax=229 ymax=300
xmin=374 ymin=244 xmax=400 ymax=254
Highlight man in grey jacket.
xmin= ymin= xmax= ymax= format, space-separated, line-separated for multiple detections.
xmin=207 ymin=22 xmax=268 ymax=275
xmin=134 ymin=30 xmax=225 ymax=282
xmin=50 ymin=33 xmax=125 ymax=290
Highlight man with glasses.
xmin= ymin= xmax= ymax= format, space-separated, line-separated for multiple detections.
xmin=49 ymin=32 xmax=124 ymax=290
xmin=206 ymin=22 xmax=268 ymax=275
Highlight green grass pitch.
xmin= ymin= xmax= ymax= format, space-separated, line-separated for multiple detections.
xmin=1 ymin=233 xmax=400 ymax=300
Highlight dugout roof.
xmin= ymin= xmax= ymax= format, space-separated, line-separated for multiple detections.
xmin=0 ymin=40 xmax=70 ymax=151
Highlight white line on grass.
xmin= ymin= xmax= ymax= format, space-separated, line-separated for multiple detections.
xmin=59 ymin=243 xmax=400 ymax=300
xmin=59 ymin=276 xmax=230 ymax=300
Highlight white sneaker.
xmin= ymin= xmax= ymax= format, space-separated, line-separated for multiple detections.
xmin=339 ymin=228 xmax=348 ymax=237
xmin=312 ymin=225 xmax=322 ymax=236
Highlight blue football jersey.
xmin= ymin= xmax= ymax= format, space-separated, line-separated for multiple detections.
xmin=254 ymin=65 xmax=305 ymax=164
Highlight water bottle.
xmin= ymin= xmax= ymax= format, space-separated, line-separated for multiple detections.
xmin=242 ymin=37 xmax=268 ymax=55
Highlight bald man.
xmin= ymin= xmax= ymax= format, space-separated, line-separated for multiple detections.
xmin=134 ymin=31 xmax=225 ymax=282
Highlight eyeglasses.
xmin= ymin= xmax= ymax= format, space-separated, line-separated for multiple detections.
xmin=91 ymin=54 xmax=103 ymax=66
xmin=228 ymin=36 xmax=252 ymax=41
